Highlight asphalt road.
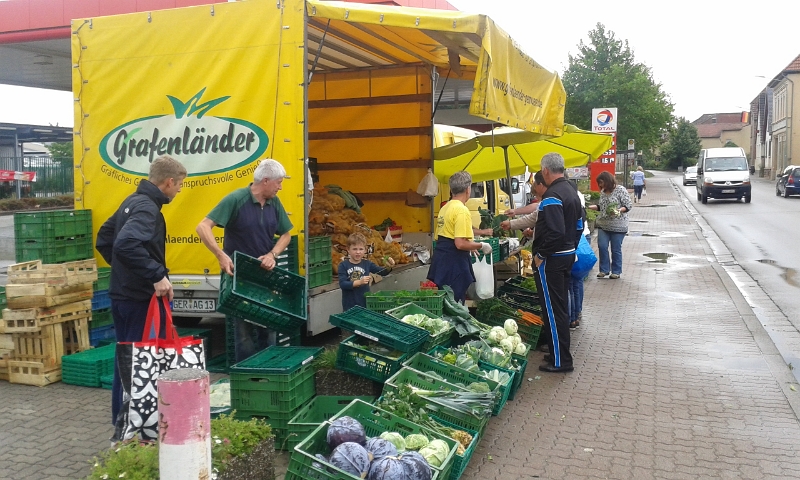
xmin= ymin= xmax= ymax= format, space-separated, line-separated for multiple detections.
xmin=673 ymin=171 xmax=800 ymax=332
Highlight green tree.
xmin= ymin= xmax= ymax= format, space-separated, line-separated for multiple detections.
xmin=46 ymin=142 xmax=73 ymax=163
xmin=660 ymin=118 xmax=701 ymax=169
xmin=562 ymin=23 xmax=674 ymax=154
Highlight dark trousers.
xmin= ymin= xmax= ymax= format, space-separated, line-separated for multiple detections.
xmin=111 ymin=298 xmax=167 ymax=426
xmin=534 ymin=254 xmax=574 ymax=368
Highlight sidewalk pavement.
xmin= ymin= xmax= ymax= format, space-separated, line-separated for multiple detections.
xmin=2 ymin=173 xmax=800 ymax=479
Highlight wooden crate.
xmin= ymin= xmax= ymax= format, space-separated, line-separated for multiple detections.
xmin=0 ymin=333 xmax=13 ymax=351
xmin=8 ymin=360 xmax=61 ymax=386
xmin=1 ymin=300 xmax=93 ymax=333
xmin=11 ymin=317 xmax=90 ymax=368
xmin=7 ymin=259 xmax=98 ymax=287
xmin=0 ymin=353 xmax=10 ymax=381
xmin=4 ymin=282 xmax=93 ymax=309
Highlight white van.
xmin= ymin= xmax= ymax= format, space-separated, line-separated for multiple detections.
xmin=695 ymin=147 xmax=754 ymax=204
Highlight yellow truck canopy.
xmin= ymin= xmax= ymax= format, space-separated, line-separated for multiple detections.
xmin=307 ymin=0 xmax=566 ymax=136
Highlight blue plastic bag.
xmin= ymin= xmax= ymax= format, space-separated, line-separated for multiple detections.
xmin=571 ymin=235 xmax=597 ymax=279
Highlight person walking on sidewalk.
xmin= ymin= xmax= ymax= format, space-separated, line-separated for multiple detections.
xmin=631 ymin=166 xmax=646 ymax=203
xmin=95 ymin=155 xmax=187 ymax=431
xmin=588 ymin=171 xmax=632 ymax=279
xmin=532 ymin=154 xmax=582 ymax=373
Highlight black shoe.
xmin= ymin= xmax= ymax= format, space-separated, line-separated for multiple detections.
xmin=543 ymin=354 xmax=553 ymax=363
xmin=569 ymin=321 xmax=579 ymax=329
xmin=539 ymin=364 xmax=574 ymax=373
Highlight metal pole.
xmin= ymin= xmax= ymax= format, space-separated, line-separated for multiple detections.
xmin=158 ymin=368 xmax=212 ymax=480
xmin=503 ymin=146 xmax=515 ymax=210
xmin=14 ymin=131 xmax=21 ymax=199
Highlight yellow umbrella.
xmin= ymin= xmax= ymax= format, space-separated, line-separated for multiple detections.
xmin=433 ymin=124 xmax=613 ymax=207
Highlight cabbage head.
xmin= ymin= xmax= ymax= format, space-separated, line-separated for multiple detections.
xmin=329 ymin=442 xmax=372 ymax=477
xmin=400 ymin=451 xmax=433 ymax=480
xmin=418 ymin=439 xmax=449 ymax=468
xmin=404 ymin=433 xmax=429 ymax=451
xmin=499 ymin=337 xmax=515 ymax=354
xmin=379 ymin=431 xmax=407 ymax=452
xmin=514 ymin=341 xmax=528 ymax=356
xmin=504 ymin=319 xmax=518 ymax=336
xmin=487 ymin=326 xmax=508 ymax=343
xmin=367 ymin=456 xmax=407 ymax=480
xmin=327 ymin=416 xmax=367 ymax=450
xmin=366 ymin=437 xmax=398 ymax=460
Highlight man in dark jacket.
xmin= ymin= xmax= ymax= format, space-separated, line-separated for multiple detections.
xmin=96 ymin=155 xmax=186 ymax=427
xmin=533 ymin=153 xmax=582 ymax=373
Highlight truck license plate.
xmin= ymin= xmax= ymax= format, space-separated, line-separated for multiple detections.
xmin=721 ymin=189 xmax=735 ymax=193
xmin=173 ymin=299 xmax=216 ymax=313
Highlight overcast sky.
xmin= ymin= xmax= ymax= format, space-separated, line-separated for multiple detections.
xmin=1 ymin=0 xmax=798 ymax=128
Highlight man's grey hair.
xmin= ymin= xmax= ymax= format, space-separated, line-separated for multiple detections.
xmin=449 ymin=171 xmax=472 ymax=195
xmin=541 ymin=153 xmax=565 ymax=174
xmin=254 ymin=159 xmax=287 ymax=182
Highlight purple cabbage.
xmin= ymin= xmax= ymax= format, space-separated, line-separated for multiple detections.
xmin=367 ymin=456 xmax=407 ymax=480
xmin=329 ymin=442 xmax=372 ymax=477
xmin=327 ymin=416 xmax=367 ymax=450
xmin=366 ymin=437 xmax=399 ymax=460
xmin=400 ymin=451 xmax=432 ymax=480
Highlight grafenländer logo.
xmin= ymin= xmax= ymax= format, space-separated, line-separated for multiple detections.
xmin=591 ymin=107 xmax=618 ymax=133
xmin=99 ymin=88 xmax=269 ymax=177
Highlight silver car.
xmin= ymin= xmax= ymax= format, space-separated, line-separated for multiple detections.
xmin=683 ymin=165 xmax=698 ymax=186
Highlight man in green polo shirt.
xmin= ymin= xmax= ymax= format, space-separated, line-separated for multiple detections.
xmin=196 ymin=158 xmax=293 ymax=362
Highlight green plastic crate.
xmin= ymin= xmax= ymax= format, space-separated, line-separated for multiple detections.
xmin=308 ymin=261 xmax=332 ymax=289
xmin=93 ymin=267 xmax=111 ymax=291
xmin=14 ymin=210 xmax=92 ymax=240
xmin=307 ymin=235 xmax=332 ymax=265
xmin=15 ymin=235 xmax=94 ymax=264
xmin=61 ymin=343 xmax=117 ymax=387
xmin=286 ymin=395 xmax=375 ymax=450
xmin=234 ymin=399 xmax=309 ymax=450
xmin=432 ymin=415 xmax=479 ymax=480
xmin=384 ymin=302 xmax=454 ymax=351
xmin=335 ymin=335 xmax=408 ymax=383
xmin=402 ymin=352 xmax=504 ymax=416
xmin=286 ymin=399 xmax=458 ymax=480
xmin=90 ymin=308 xmax=113 ymax=329
xmin=230 ymin=346 xmax=322 ymax=412
xmin=505 ymin=276 xmax=537 ymax=293
xmin=428 ymin=346 xmax=524 ymax=415
xmin=330 ymin=306 xmax=429 ymax=353
xmin=383 ymin=367 xmax=491 ymax=434
xmin=217 ymin=251 xmax=308 ymax=334
xmin=100 ymin=374 xmax=113 ymax=390
xmin=508 ymin=354 xmax=528 ymax=401
xmin=0 ymin=286 xmax=6 ymax=310
xmin=275 ymin=235 xmax=299 ymax=274
xmin=470 ymin=236 xmax=499 ymax=264
xmin=365 ymin=290 xmax=446 ymax=316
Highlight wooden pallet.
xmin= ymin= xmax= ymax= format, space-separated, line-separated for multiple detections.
xmin=0 ymin=353 xmax=10 ymax=381
xmin=7 ymin=259 xmax=98 ymax=287
xmin=11 ymin=317 xmax=90 ymax=368
xmin=1 ymin=300 xmax=93 ymax=333
xmin=8 ymin=360 xmax=61 ymax=386
xmin=4 ymin=282 xmax=93 ymax=309
xmin=0 ymin=333 xmax=13 ymax=351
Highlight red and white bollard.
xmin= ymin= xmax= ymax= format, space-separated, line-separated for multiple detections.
xmin=158 ymin=368 xmax=212 ymax=479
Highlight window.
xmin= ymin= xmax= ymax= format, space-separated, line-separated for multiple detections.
xmin=470 ymin=182 xmax=484 ymax=198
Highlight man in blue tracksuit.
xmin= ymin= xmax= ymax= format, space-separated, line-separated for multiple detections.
xmin=533 ymin=153 xmax=583 ymax=373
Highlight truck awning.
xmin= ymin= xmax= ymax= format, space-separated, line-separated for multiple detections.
xmin=306 ymin=0 xmax=566 ymax=136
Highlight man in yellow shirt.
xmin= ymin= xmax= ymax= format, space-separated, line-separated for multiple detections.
xmin=428 ymin=171 xmax=493 ymax=302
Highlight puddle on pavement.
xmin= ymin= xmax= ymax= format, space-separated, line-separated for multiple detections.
xmin=628 ymin=231 xmax=686 ymax=238
xmin=756 ymin=259 xmax=800 ymax=288
xmin=636 ymin=204 xmax=670 ymax=208
xmin=644 ymin=252 xmax=674 ymax=263
xmin=629 ymin=220 xmax=649 ymax=223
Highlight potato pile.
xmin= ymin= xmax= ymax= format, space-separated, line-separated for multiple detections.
xmin=309 ymin=184 xmax=409 ymax=273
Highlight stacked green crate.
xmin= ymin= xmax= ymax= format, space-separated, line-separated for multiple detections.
xmin=307 ymin=235 xmax=332 ymax=288
xmin=230 ymin=346 xmax=322 ymax=450
xmin=62 ymin=343 xmax=116 ymax=387
xmin=14 ymin=210 xmax=93 ymax=263
xmin=275 ymin=235 xmax=299 ymax=273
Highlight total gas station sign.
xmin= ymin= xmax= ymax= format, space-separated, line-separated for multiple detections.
xmin=591 ymin=108 xmax=618 ymax=133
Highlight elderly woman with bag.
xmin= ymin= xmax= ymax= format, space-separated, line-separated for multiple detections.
xmin=588 ymin=171 xmax=632 ymax=279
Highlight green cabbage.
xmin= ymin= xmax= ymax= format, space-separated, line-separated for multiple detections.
xmin=379 ymin=431 xmax=406 ymax=452
xmin=419 ymin=439 xmax=450 ymax=467
xmin=404 ymin=433 xmax=429 ymax=451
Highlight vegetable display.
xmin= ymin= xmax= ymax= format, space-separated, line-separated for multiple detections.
xmin=519 ymin=277 xmax=538 ymax=292
xmin=400 ymin=314 xmax=450 ymax=336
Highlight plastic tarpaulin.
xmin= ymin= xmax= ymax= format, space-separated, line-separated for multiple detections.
xmin=432 ymin=124 xmax=613 ymax=182
xmin=307 ymin=0 xmax=566 ymax=136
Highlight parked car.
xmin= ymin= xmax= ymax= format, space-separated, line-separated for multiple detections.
xmin=682 ymin=165 xmax=698 ymax=185
xmin=776 ymin=165 xmax=800 ymax=198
